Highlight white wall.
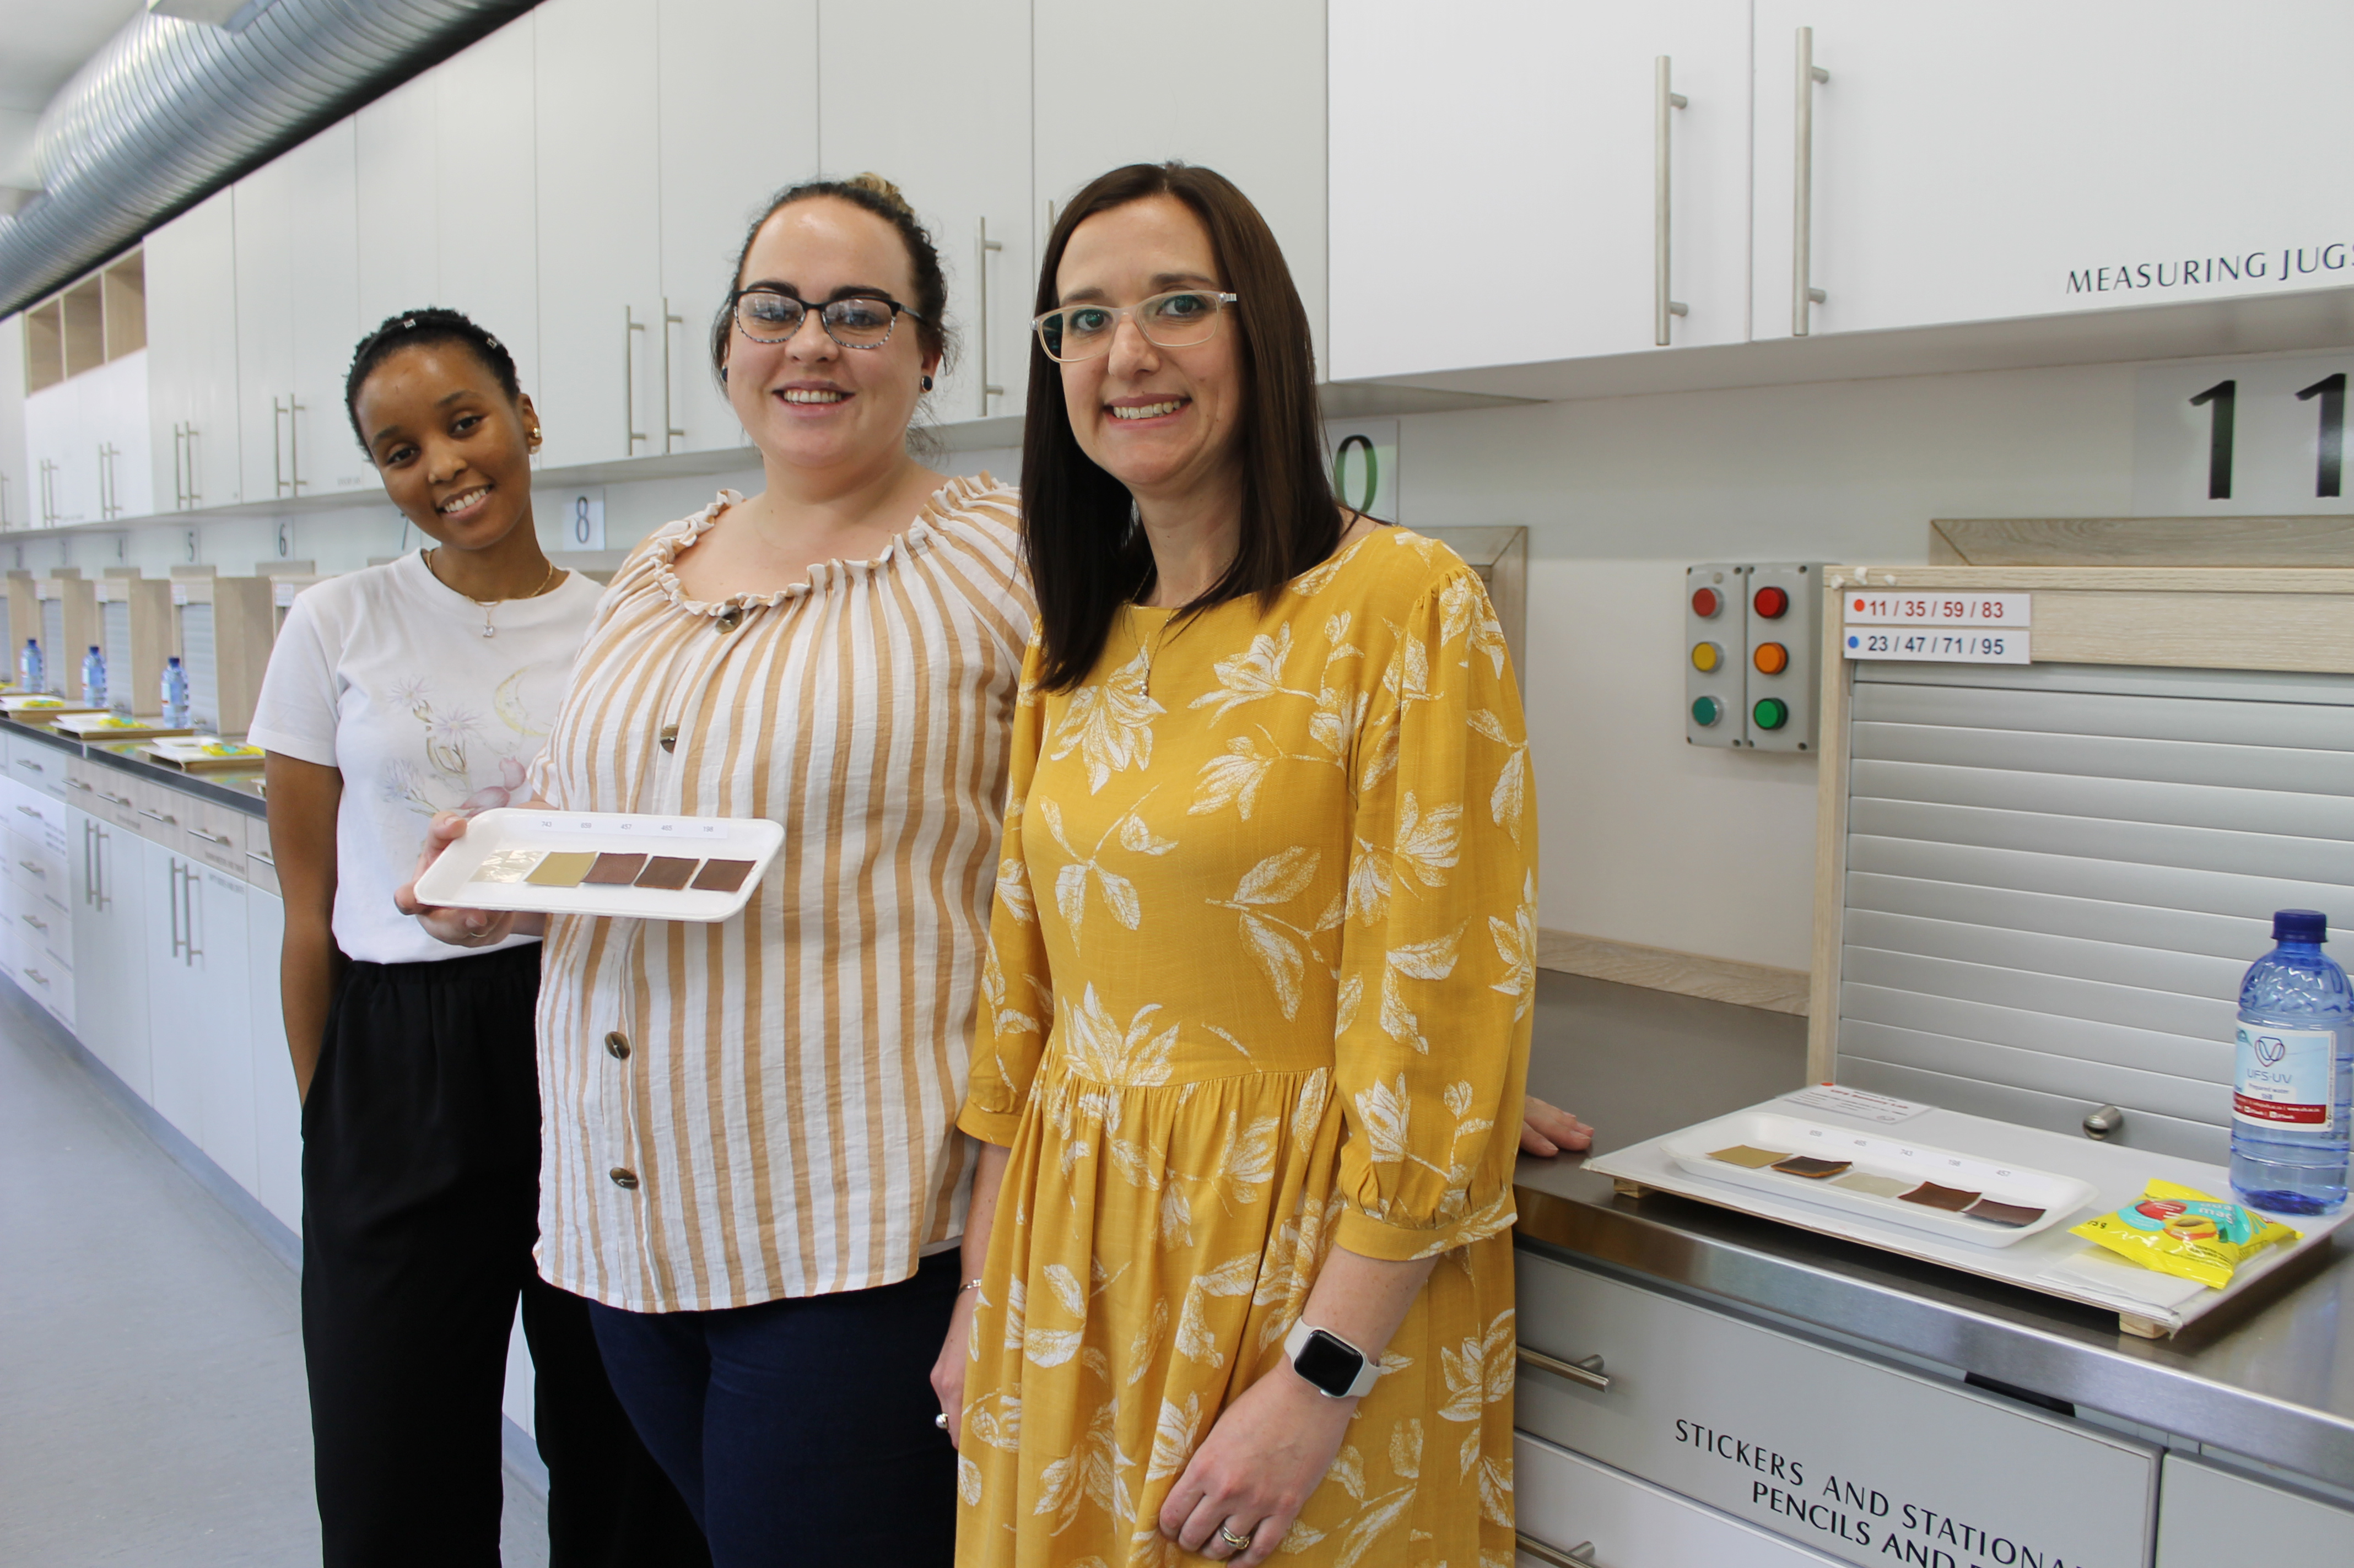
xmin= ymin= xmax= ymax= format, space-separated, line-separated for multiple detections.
xmin=1395 ymin=359 xmax=2147 ymax=972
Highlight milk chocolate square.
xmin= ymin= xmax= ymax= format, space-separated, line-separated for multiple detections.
xmin=584 ymin=852 xmax=647 ymax=885
xmin=1899 ymin=1181 xmax=1982 ymax=1212
xmin=525 ymin=851 xmax=601 ymax=888
xmin=1707 ymin=1144 xmax=1791 ymax=1169
xmin=634 ymin=856 xmax=701 ymax=890
xmin=1772 ymin=1155 xmax=1853 ymax=1179
xmin=690 ymin=858 xmax=754 ymax=893
xmin=1964 ymin=1198 xmax=2045 ymax=1228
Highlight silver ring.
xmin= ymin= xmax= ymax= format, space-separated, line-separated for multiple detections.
xmin=1218 ymin=1524 xmax=1252 ymax=1551
xmin=933 ymin=1412 xmax=948 ymax=1430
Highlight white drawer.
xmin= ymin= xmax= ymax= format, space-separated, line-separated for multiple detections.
xmin=5 ymin=829 xmax=68 ymax=912
xmin=1516 ymin=1432 xmax=1843 ymax=1568
xmin=17 ymin=943 xmax=74 ymax=1025
xmin=10 ymin=901 xmax=70 ymax=974
xmin=2156 ymin=1454 xmax=2353 ymax=1566
xmin=6 ymin=785 xmax=67 ymax=846
xmin=180 ymin=793 xmax=248 ymax=880
xmin=1514 ymin=1254 xmax=2158 ymax=1568
xmin=128 ymin=776 xmax=188 ymax=853
xmin=6 ymin=736 xmax=69 ymax=799
xmin=242 ymin=812 xmax=279 ymax=895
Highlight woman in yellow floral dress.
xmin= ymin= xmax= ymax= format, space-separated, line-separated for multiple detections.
xmin=938 ymin=163 xmax=1532 ymax=1567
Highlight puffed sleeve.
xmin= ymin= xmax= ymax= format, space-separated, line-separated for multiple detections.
xmin=1331 ymin=564 xmax=1537 ymax=1261
xmin=958 ymin=636 xmax=1056 ymax=1147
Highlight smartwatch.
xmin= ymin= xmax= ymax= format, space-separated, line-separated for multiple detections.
xmin=1284 ymin=1320 xmax=1380 ymax=1399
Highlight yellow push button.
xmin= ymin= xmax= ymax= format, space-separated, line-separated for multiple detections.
xmin=1690 ymin=642 xmax=1721 ymax=673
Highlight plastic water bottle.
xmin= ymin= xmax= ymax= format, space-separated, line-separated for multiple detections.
xmin=161 ymin=656 xmax=189 ymax=728
xmin=2229 ymin=910 xmax=2352 ymax=1215
xmin=19 ymin=638 xmax=43 ymax=695
xmin=80 ymin=645 xmax=105 ymax=710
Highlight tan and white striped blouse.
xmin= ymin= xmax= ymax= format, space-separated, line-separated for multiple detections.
xmin=527 ymin=475 xmax=1034 ymax=1311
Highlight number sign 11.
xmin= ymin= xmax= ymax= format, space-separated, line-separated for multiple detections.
xmin=2136 ymin=358 xmax=2354 ymax=514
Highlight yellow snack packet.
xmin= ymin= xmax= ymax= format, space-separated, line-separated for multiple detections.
xmin=2070 ymin=1179 xmax=2299 ymax=1290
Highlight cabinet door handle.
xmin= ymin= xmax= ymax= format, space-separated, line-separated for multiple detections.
xmin=662 ymin=298 xmax=685 ymax=452
xmin=1515 ymin=1535 xmax=1597 ymax=1568
xmin=1792 ymin=26 xmax=1830 ymax=336
xmin=272 ymin=397 xmax=286 ymax=496
xmin=182 ymin=860 xmax=202 ymax=963
xmin=186 ymin=424 xmax=202 ymax=507
xmin=169 ymin=859 xmax=186 ymax=960
xmin=1518 ymin=1345 xmax=1611 ymax=1392
xmin=976 ymin=217 xmax=1005 ymax=417
xmin=173 ymin=423 xmax=186 ymax=511
xmin=189 ymin=828 xmax=234 ymax=848
xmin=624 ymin=307 xmax=649 ymax=452
xmin=95 ymin=823 xmax=110 ymax=912
xmin=1654 ymin=56 xmax=1689 ymax=346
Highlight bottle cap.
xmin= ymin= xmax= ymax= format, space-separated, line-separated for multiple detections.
xmin=88 ymin=645 xmax=99 ymax=654
xmin=2274 ymin=909 xmax=2329 ymax=943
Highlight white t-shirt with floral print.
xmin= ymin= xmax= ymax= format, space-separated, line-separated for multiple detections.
xmin=248 ymin=550 xmax=604 ymax=965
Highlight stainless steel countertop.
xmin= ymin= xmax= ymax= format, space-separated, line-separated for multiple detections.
xmin=1513 ymin=971 xmax=2354 ymax=1491
xmin=4 ymin=717 xmax=267 ymax=814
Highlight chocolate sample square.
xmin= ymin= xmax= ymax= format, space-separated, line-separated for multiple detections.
xmin=470 ymin=847 xmax=544 ymax=884
xmin=1708 ymin=1145 xmax=1791 ymax=1169
xmin=1772 ymin=1155 xmax=1854 ymax=1179
xmin=634 ymin=856 xmax=701 ymax=890
xmin=584 ymin=852 xmax=649 ymax=885
xmin=1832 ymin=1172 xmax=1915 ymax=1199
xmin=1964 ymin=1198 xmax=2045 ymax=1228
xmin=1899 ymin=1181 xmax=1982 ymax=1212
xmin=525 ymin=851 xmax=601 ymax=888
xmin=690 ymin=858 xmax=754 ymax=893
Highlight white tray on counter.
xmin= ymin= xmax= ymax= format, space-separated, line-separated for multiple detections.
xmin=1589 ymin=1088 xmax=2351 ymax=1338
xmin=411 ymin=807 xmax=784 ymax=923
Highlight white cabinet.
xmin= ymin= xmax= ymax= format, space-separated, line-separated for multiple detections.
xmin=2154 ymin=1453 xmax=2353 ymax=1567
xmin=146 ymin=190 xmax=245 ymax=511
xmin=141 ymin=836 xmax=255 ymax=1188
xmin=2 ymin=775 xmax=74 ymax=1031
xmin=0 ymin=313 xmax=26 ymax=531
xmin=1750 ymin=3 xmax=2354 ymax=341
xmin=435 ymin=15 xmax=541 ymax=417
xmin=23 ymin=377 xmax=93 ymax=526
xmin=1330 ymin=1 xmax=1751 ymax=381
xmin=69 ymin=805 xmax=150 ymax=1101
xmin=533 ymin=0 xmax=664 ymax=470
xmin=655 ymin=0 xmax=818 ymax=456
xmin=23 ymin=354 xmax=152 ymax=526
xmin=354 ymin=72 xmax=442 ymax=333
xmin=818 ymin=0 xmax=1031 ymax=429
xmin=1516 ymin=1434 xmax=1845 ymax=1568
xmin=246 ymin=885 xmax=300 ymax=1230
xmin=234 ymin=120 xmax=368 ymax=505
xmin=1034 ymin=0 xmax=1329 ymax=358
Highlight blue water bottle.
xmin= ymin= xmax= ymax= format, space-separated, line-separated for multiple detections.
xmin=81 ymin=645 xmax=106 ymax=710
xmin=2229 ymin=910 xmax=2351 ymax=1215
xmin=19 ymin=638 xmax=43 ymax=695
xmin=161 ymin=656 xmax=190 ymax=728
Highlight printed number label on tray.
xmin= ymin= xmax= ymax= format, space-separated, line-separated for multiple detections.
xmin=528 ymin=815 xmax=735 ymax=840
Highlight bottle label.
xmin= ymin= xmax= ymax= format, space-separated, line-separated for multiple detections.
xmin=2233 ymin=1023 xmax=2339 ymax=1129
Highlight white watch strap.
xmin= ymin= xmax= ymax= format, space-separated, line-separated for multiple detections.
xmin=1285 ymin=1319 xmax=1380 ymax=1399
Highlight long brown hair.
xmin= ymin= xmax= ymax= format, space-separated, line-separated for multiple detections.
xmin=1022 ymin=163 xmax=1337 ymax=692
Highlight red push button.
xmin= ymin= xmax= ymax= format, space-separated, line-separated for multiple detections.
xmin=1753 ymin=585 xmax=1790 ymax=619
xmin=1691 ymin=587 xmax=1721 ymax=618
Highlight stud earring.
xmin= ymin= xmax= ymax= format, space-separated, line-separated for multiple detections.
xmin=921 ymin=374 xmax=934 ymax=391
xmin=720 ymin=366 xmax=730 ymax=384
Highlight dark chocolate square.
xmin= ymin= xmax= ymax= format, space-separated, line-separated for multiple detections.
xmin=1899 ymin=1182 xmax=1982 ymax=1212
xmin=1770 ymin=1155 xmax=1853 ymax=1179
xmin=634 ymin=856 xmax=701 ymax=890
xmin=584 ymin=852 xmax=648 ymax=885
xmin=690 ymin=858 xmax=754 ymax=893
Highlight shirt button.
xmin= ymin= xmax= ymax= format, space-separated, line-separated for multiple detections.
xmin=604 ymin=1030 xmax=631 ymax=1060
xmin=658 ymin=726 xmax=678 ymax=754
xmin=715 ymin=607 xmax=744 ymax=632
xmin=609 ymin=1167 xmax=640 ymax=1190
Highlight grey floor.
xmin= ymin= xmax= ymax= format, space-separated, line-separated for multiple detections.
xmin=0 ymin=987 xmax=550 ymax=1567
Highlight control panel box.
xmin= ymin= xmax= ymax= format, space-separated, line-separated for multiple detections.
xmin=1743 ymin=562 xmax=1821 ymax=752
xmin=1683 ymin=564 xmax=1748 ymax=748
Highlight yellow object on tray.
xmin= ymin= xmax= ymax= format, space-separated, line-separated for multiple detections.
xmin=2070 ymin=1179 xmax=2300 ymax=1289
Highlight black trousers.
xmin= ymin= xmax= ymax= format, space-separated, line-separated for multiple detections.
xmin=587 ymin=1251 xmax=962 ymax=1567
xmin=301 ymin=943 xmax=708 ymax=1568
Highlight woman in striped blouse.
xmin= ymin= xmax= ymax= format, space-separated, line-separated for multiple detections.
xmin=405 ymin=175 xmax=1031 ymax=1565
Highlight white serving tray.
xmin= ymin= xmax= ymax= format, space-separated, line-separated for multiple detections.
xmin=1660 ymin=1110 xmax=2097 ymax=1248
xmin=50 ymin=712 xmax=195 ymax=740
xmin=412 ymin=807 xmax=784 ymax=923
xmin=1589 ymin=1089 xmax=2352 ymax=1338
xmin=0 ymin=694 xmax=99 ymax=716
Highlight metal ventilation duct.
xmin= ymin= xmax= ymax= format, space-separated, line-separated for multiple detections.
xmin=0 ymin=0 xmax=536 ymax=317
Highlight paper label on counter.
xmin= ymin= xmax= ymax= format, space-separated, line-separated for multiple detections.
xmin=2233 ymin=1023 xmax=2339 ymax=1128
xmin=1843 ymin=626 xmax=2030 ymax=663
xmin=1842 ymin=590 xmax=2030 ymax=626
xmin=1779 ymin=1084 xmax=1930 ymax=1125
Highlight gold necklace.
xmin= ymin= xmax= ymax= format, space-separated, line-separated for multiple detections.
xmin=425 ymin=549 xmax=561 ymax=639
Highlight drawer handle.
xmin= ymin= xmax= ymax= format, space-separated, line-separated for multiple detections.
xmin=136 ymin=808 xmax=177 ymax=826
xmin=15 ymin=804 xmax=39 ymax=818
xmin=190 ymin=828 xmax=234 ymax=848
xmin=17 ymin=859 xmax=44 ymax=878
xmin=25 ymin=968 xmax=48 ymax=987
xmin=21 ymin=913 xmax=45 ymax=933
xmin=98 ymin=791 xmax=132 ymax=807
xmin=64 ymin=777 xmax=93 ymax=794
xmin=14 ymin=758 xmax=40 ymax=771
xmin=1519 ymin=1347 xmax=1611 ymax=1393
xmin=247 ymin=850 xmax=276 ymax=868
xmin=1516 ymin=1535 xmax=1597 ymax=1568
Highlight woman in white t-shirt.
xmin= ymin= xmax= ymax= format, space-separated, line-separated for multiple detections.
xmin=249 ymin=309 xmax=705 ymax=1568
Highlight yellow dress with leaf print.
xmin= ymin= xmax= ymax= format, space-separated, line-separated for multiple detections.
xmin=955 ymin=528 xmax=1536 ymax=1567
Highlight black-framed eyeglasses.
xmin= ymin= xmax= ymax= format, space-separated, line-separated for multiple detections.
xmin=1033 ymin=289 xmax=1239 ymax=363
xmin=731 ymin=288 xmax=926 ymax=349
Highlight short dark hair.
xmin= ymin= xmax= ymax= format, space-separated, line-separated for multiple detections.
xmin=708 ymin=172 xmax=952 ymax=386
xmin=1022 ymin=163 xmax=1337 ymax=692
xmin=344 ymin=307 xmax=521 ymax=455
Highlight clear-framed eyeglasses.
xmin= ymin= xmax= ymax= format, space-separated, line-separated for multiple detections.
xmin=732 ymin=288 xmax=926 ymax=349
xmin=1033 ymin=289 xmax=1239 ymax=363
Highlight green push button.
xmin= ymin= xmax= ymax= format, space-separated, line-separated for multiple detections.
xmin=1691 ymin=696 xmax=1723 ymax=727
xmin=1753 ymin=697 xmax=1790 ymax=731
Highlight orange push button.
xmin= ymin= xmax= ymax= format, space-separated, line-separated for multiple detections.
xmin=1753 ymin=641 xmax=1789 ymax=675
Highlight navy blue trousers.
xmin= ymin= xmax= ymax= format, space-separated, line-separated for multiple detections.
xmin=588 ymin=1250 xmax=961 ymax=1567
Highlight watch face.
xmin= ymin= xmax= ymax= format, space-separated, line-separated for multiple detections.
xmin=1293 ymin=1329 xmax=1364 ymax=1394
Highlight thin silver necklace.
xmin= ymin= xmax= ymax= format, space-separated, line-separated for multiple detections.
xmin=425 ymin=549 xmax=561 ymax=638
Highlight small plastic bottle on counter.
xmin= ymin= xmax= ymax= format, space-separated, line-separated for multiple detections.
xmin=2229 ymin=910 xmax=2351 ymax=1215
xmin=161 ymin=656 xmax=189 ymax=728
xmin=81 ymin=645 xmax=106 ymax=710
xmin=19 ymin=638 xmax=44 ymax=695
